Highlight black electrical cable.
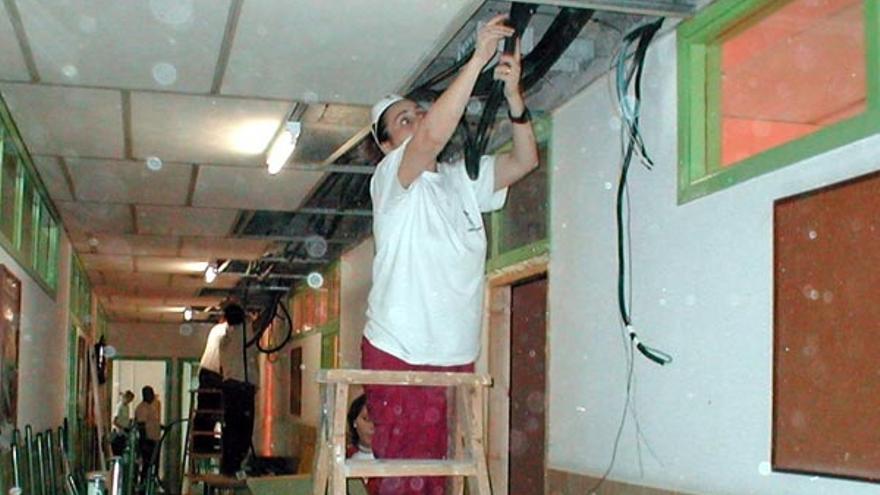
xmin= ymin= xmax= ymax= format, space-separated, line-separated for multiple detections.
xmin=464 ymin=6 xmax=594 ymax=179
xmin=246 ymin=291 xmax=294 ymax=355
xmin=464 ymin=3 xmax=537 ymax=179
xmin=470 ymin=7 xmax=594 ymax=97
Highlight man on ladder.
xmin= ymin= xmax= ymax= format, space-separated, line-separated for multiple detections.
xmin=194 ymin=302 xmax=258 ymax=477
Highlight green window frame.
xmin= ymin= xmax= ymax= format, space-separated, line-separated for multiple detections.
xmin=70 ymin=255 xmax=92 ymax=326
xmin=677 ymin=0 xmax=880 ymax=203
xmin=0 ymin=94 xmax=61 ymax=293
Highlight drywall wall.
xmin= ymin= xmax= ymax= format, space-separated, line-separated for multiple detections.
xmin=339 ymin=238 xmax=373 ymax=369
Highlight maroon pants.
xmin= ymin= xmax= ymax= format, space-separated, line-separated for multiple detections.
xmin=361 ymin=338 xmax=474 ymax=495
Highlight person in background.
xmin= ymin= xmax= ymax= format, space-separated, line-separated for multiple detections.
xmin=347 ymin=395 xmax=378 ymax=495
xmin=218 ymin=302 xmax=258 ymax=476
xmin=111 ymin=390 xmax=135 ymax=455
xmin=134 ymin=386 xmax=161 ymax=490
xmin=193 ymin=308 xmax=228 ymax=454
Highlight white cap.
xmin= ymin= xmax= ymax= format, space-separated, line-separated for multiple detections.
xmin=370 ymin=94 xmax=405 ymax=144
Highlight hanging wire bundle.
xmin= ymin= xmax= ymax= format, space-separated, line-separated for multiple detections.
xmin=613 ymin=18 xmax=672 ymax=367
xmin=588 ymin=18 xmax=673 ymax=494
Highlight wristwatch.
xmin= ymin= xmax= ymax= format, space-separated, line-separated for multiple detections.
xmin=508 ymin=107 xmax=531 ymax=124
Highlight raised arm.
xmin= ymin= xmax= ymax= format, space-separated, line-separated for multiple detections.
xmin=493 ymin=42 xmax=539 ymax=191
xmin=398 ymin=15 xmax=514 ymax=187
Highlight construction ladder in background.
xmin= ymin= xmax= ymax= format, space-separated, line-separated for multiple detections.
xmin=313 ymin=369 xmax=493 ymax=495
xmin=181 ymin=387 xmax=246 ymax=494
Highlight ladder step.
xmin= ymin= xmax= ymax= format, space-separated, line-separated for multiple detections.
xmin=193 ymin=409 xmax=224 ymax=414
xmin=345 ymin=459 xmax=477 ymax=478
xmin=189 ymin=452 xmax=222 ymax=459
xmin=191 ymin=388 xmax=223 ymax=394
xmin=187 ymin=473 xmax=247 ymax=488
xmin=189 ymin=432 xmax=219 ymax=437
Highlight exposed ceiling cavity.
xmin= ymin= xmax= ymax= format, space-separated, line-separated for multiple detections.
xmin=0 ymin=0 xmax=701 ymax=323
xmin=236 ymin=0 xmax=702 ymax=279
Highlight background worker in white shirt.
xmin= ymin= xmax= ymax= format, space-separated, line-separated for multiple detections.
xmin=362 ymin=14 xmax=539 ymax=495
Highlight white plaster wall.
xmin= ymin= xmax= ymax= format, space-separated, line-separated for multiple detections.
xmin=108 ymin=322 xmax=211 ymax=359
xmin=339 ymin=238 xmax=374 ymax=369
xmin=2 ymin=236 xmax=71 ymax=432
xmin=293 ymin=333 xmax=322 ymax=428
xmin=549 ymin=31 xmax=880 ymax=495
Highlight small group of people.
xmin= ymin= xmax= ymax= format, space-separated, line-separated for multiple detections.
xmin=195 ymin=302 xmax=258 ymax=476
xmin=112 ymin=386 xmax=162 ymax=488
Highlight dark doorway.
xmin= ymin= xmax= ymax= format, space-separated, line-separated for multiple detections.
xmin=508 ymin=275 xmax=547 ymax=494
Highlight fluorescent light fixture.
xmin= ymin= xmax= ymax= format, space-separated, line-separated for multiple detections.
xmin=205 ymin=262 xmax=219 ymax=284
xmin=231 ymin=119 xmax=278 ymax=154
xmin=183 ymin=306 xmax=193 ymax=321
xmin=266 ymin=121 xmax=302 ymax=175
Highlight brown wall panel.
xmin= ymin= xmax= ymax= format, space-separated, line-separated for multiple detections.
xmin=773 ymin=170 xmax=880 ymax=481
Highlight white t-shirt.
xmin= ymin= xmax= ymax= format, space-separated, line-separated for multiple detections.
xmin=114 ymin=402 xmax=131 ymax=429
xmin=364 ymin=139 xmax=507 ymax=365
xmin=199 ymin=323 xmax=226 ymax=373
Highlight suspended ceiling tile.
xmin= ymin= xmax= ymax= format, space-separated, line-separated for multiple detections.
xmin=180 ymin=237 xmax=271 ymax=260
xmin=0 ymin=2 xmax=30 ymax=81
xmin=56 ymin=201 xmax=134 ymax=235
xmin=107 ymin=308 xmax=141 ymax=319
xmin=100 ymin=271 xmax=171 ymax=288
xmin=66 ymin=158 xmax=192 ymax=206
xmin=80 ymin=253 xmax=134 ymax=272
xmin=130 ymin=92 xmax=293 ymax=166
xmin=31 ymin=156 xmax=74 ymax=201
xmin=110 ymin=295 xmax=165 ymax=309
xmin=311 ymin=105 xmax=371 ymax=128
xmin=135 ymin=205 xmax=238 ymax=236
xmin=163 ymin=295 xmax=222 ymax=307
xmin=17 ymin=0 xmax=230 ymax=92
xmin=221 ymin=0 xmax=482 ymax=104
xmin=0 ymin=84 xmax=124 ymax=158
xmin=171 ymin=273 xmax=239 ymax=290
xmin=73 ymin=234 xmax=180 ymax=257
xmin=135 ymin=256 xmax=210 ymax=274
xmin=157 ymin=313 xmax=186 ymax=323
xmin=96 ymin=283 xmax=198 ymax=300
xmin=192 ymin=165 xmax=323 ymax=211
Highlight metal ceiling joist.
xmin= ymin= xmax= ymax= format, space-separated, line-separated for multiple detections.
xmin=297 ymin=207 xmax=372 ymax=217
xmin=290 ymin=163 xmax=375 ymax=175
xmin=524 ymin=0 xmax=694 ymax=17
xmin=240 ymin=235 xmax=351 ymax=244
xmin=259 ymin=257 xmax=329 ymax=264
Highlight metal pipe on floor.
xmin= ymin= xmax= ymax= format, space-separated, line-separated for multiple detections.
xmin=11 ymin=429 xmax=23 ymax=490
xmin=26 ymin=426 xmax=42 ymax=495
xmin=36 ymin=432 xmax=47 ymax=495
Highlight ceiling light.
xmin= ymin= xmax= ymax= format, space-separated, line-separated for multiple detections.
xmin=183 ymin=306 xmax=193 ymax=322
xmin=204 ymin=262 xmax=219 ymax=284
xmin=266 ymin=121 xmax=302 ymax=175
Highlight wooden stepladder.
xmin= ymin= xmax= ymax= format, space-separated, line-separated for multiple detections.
xmin=313 ymin=369 xmax=493 ymax=495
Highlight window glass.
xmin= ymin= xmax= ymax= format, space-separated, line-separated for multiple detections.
xmin=720 ymin=0 xmax=865 ymax=166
